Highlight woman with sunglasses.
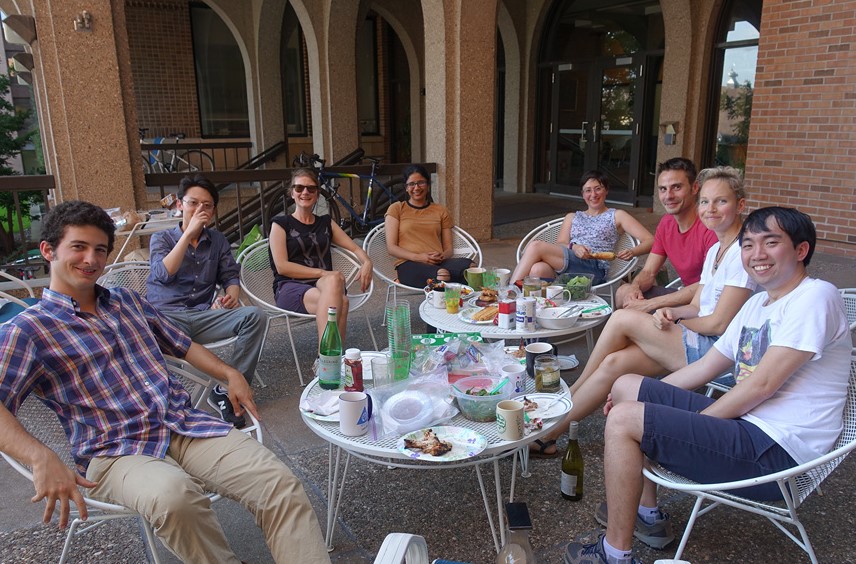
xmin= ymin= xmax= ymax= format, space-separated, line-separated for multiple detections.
xmin=385 ymin=164 xmax=473 ymax=287
xmin=269 ymin=168 xmax=373 ymax=344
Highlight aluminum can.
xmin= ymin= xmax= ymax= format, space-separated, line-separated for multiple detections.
xmin=498 ymin=299 xmax=515 ymax=329
xmin=515 ymin=297 xmax=536 ymax=332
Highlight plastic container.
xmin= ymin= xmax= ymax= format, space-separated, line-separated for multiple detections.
xmin=558 ymin=273 xmax=594 ymax=301
xmin=452 ymin=375 xmax=513 ymax=422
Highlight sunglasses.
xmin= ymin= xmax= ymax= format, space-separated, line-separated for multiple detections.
xmin=293 ymin=184 xmax=319 ymax=194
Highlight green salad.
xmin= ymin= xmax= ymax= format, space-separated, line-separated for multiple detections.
xmin=565 ymin=275 xmax=591 ymax=300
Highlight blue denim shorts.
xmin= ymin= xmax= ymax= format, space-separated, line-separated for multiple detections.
xmin=638 ymin=379 xmax=796 ymax=501
xmin=681 ymin=325 xmax=719 ymax=364
xmin=559 ymin=247 xmax=607 ymax=285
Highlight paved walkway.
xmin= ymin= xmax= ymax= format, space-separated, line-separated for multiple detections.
xmin=2 ymin=202 xmax=854 ymax=563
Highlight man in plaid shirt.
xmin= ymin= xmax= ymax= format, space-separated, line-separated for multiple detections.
xmin=0 ymin=201 xmax=329 ymax=563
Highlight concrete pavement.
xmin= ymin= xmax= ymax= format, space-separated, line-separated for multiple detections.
xmin=2 ymin=198 xmax=854 ymax=563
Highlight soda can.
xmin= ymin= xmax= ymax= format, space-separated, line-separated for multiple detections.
xmin=498 ymin=299 xmax=515 ymax=329
xmin=515 ymin=297 xmax=536 ymax=332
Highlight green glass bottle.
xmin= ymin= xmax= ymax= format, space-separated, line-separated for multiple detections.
xmin=560 ymin=421 xmax=584 ymax=501
xmin=318 ymin=307 xmax=343 ymax=390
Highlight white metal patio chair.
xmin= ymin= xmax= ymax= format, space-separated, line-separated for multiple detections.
xmin=643 ymin=352 xmax=856 ymax=563
xmin=237 ymin=238 xmax=377 ymax=385
xmin=515 ymin=218 xmax=639 ymax=306
xmin=0 ymin=269 xmax=40 ymax=322
xmin=0 ymin=356 xmax=261 ymax=564
xmin=839 ymin=288 xmax=856 ymax=332
xmin=97 ymin=262 xmax=267 ymax=387
xmin=362 ymin=223 xmax=483 ymax=294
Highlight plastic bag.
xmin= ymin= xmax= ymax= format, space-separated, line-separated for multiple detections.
xmin=235 ymin=224 xmax=263 ymax=258
xmin=367 ymin=367 xmax=458 ymax=439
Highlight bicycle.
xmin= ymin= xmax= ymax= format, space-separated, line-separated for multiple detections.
xmin=289 ymin=151 xmax=405 ymax=236
xmin=140 ymin=129 xmax=216 ymax=174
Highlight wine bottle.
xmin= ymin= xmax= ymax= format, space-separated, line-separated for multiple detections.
xmin=318 ymin=307 xmax=343 ymax=390
xmin=560 ymin=421 xmax=584 ymax=501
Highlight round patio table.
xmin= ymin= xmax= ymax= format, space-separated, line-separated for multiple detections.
xmin=300 ymin=373 xmax=570 ymax=554
xmin=418 ymin=294 xmax=611 ymax=352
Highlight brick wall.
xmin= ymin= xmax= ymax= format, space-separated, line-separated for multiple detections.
xmin=125 ymin=0 xmax=201 ymax=139
xmin=745 ymin=0 xmax=856 ymax=255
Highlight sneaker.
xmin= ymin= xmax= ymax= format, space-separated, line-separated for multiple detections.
xmin=564 ymin=535 xmax=639 ymax=564
xmin=595 ymin=502 xmax=674 ymax=549
xmin=207 ymin=387 xmax=246 ymax=428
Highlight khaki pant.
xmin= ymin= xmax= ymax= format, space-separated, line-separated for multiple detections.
xmin=87 ymin=429 xmax=329 ymax=563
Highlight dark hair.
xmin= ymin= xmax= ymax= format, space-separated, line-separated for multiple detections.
xmin=41 ymin=200 xmax=116 ymax=253
xmin=290 ymin=167 xmax=319 ymax=189
xmin=402 ymin=164 xmax=431 ymax=186
xmin=656 ymin=157 xmax=697 ymax=186
xmin=579 ymin=170 xmax=610 ymax=191
xmin=739 ymin=206 xmax=816 ymax=267
xmin=179 ymin=174 xmax=218 ymax=206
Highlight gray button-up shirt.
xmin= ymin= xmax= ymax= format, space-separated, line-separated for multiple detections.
xmin=147 ymin=225 xmax=240 ymax=311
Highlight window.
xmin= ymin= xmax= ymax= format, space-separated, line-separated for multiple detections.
xmin=190 ymin=3 xmax=250 ymax=137
xmin=357 ymin=15 xmax=379 ymax=136
xmin=706 ymin=0 xmax=762 ymax=171
xmin=282 ymin=3 xmax=309 ymax=136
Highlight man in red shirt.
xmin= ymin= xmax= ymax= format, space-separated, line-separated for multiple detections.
xmin=615 ymin=158 xmax=717 ymax=311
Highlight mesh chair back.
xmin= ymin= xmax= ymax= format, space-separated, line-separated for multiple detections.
xmin=839 ymin=289 xmax=856 ymax=331
xmin=98 ymin=261 xmax=151 ymax=297
xmin=363 ymin=223 xmax=482 ymax=292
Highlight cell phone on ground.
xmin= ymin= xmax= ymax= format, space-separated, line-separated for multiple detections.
xmin=505 ymin=501 xmax=533 ymax=530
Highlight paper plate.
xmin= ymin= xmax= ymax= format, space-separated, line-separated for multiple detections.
xmin=458 ymin=307 xmax=496 ymax=325
xmin=513 ymin=393 xmax=573 ymax=420
xmin=382 ymin=391 xmax=435 ymax=430
xmin=397 ymin=426 xmax=487 ymax=462
xmin=503 ymin=345 xmax=527 ymax=363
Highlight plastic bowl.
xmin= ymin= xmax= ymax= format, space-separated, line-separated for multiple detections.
xmin=558 ymin=273 xmax=594 ymax=301
xmin=451 ymin=375 xmax=513 ymax=422
xmin=536 ymin=306 xmax=581 ymax=329
xmin=382 ymin=391 xmax=435 ymax=429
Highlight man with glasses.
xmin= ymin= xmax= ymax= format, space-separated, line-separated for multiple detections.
xmin=147 ymin=174 xmax=264 ymax=427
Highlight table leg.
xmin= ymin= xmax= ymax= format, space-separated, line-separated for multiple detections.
xmin=324 ymin=444 xmax=352 ymax=551
xmin=586 ymin=328 xmax=594 ymax=353
xmin=519 ymin=445 xmax=531 ymax=478
xmin=474 ymin=463 xmax=502 ymax=553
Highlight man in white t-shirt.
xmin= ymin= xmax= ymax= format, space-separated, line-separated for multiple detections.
xmin=564 ymin=207 xmax=851 ymax=564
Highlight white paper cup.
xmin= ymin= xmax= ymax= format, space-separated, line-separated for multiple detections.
xmin=339 ymin=391 xmax=372 ymax=436
xmin=495 ymin=268 xmax=511 ymax=287
xmin=500 ymin=363 xmax=527 ymax=394
xmin=496 ymin=399 xmax=525 ymax=441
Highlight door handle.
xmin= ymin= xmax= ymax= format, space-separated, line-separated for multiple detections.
xmin=592 ymin=121 xmax=599 ymax=143
xmin=580 ymin=121 xmax=588 ymax=149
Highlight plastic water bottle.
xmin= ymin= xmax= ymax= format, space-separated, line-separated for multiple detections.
xmin=318 ymin=307 xmax=343 ymax=389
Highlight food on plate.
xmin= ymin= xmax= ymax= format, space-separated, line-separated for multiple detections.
xmin=523 ymin=397 xmax=539 ymax=412
xmin=589 ymin=251 xmax=616 ymax=260
xmin=471 ymin=305 xmax=499 ymax=322
xmin=404 ymin=428 xmax=453 ymax=456
xmin=475 ymin=287 xmax=498 ymax=306
xmin=510 ymin=344 xmax=526 ymax=359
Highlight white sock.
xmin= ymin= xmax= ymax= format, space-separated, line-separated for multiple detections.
xmin=602 ymin=537 xmax=633 ymax=561
xmin=638 ymin=504 xmax=660 ymax=524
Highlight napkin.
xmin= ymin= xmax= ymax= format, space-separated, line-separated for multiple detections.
xmin=299 ymin=390 xmax=341 ymax=416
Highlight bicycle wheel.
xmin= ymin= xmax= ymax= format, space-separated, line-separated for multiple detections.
xmin=175 ymin=149 xmax=216 ymax=173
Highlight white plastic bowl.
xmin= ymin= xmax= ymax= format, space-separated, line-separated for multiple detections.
xmin=536 ymin=306 xmax=581 ymax=329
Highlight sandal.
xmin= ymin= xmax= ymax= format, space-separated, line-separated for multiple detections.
xmin=529 ymin=439 xmax=559 ymax=459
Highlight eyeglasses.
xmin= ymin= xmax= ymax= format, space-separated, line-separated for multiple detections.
xmin=406 ymin=180 xmax=429 ymax=189
xmin=293 ymin=184 xmax=319 ymax=194
xmin=182 ymin=198 xmax=215 ymax=211
xmin=582 ymin=185 xmax=606 ymax=194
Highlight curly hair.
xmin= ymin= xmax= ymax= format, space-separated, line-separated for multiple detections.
xmin=41 ymin=200 xmax=116 ymax=253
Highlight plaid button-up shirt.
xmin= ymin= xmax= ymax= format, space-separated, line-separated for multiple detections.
xmin=0 ymin=286 xmax=232 ymax=475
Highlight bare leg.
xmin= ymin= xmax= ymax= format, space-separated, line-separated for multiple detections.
xmin=303 ymin=272 xmax=347 ymax=346
xmin=511 ymin=240 xmax=566 ymax=282
xmin=603 ymin=399 xmax=648 ymax=551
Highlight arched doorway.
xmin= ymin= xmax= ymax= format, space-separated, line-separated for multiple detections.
xmin=535 ymin=0 xmax=664 ymax=206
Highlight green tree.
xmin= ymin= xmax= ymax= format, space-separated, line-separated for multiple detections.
xmin=0 ymin=71 xmax=38 ymax=255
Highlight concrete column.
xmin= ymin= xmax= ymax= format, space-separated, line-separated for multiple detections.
xmin=423 ymin=0 xmax=497 ymax=240
xmin=30 ymin=0 xmax=137 ymax=212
